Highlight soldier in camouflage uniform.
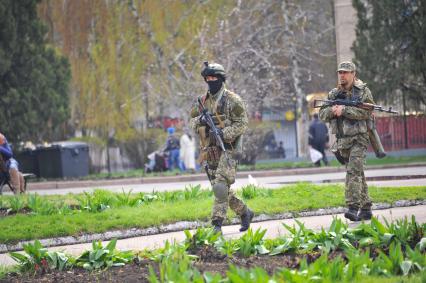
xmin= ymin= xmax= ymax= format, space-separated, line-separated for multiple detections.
xmin=190 ymin=62 xmax=254 ymax=233
xmin=319 ymin=61 xmax=373 ymax=221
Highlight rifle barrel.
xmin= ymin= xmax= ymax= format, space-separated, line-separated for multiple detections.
xmin=314 ymin=99 xmax=398 ymax=114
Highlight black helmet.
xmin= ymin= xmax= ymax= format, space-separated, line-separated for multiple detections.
xmin=201 ymin=61 xmax=226 ymax=81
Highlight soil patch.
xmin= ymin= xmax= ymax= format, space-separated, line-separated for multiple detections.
xmin=1 ymin=258 xmax=153 ymax=283
xmin=1 ymin=251 xmax=330 ymax=282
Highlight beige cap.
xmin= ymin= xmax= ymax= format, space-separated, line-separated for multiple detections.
xmin=337 ymin=61 xmax=356 ymax=72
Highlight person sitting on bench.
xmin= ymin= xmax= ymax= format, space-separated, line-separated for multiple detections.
xmin=0 ymin=133 xmax=24 ymax=194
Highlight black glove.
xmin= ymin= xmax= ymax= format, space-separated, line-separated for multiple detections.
xmin=199 ymin=113 xmax=210 ymax=126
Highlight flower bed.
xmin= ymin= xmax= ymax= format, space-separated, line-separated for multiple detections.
xmin=2 ymin=216 xmax=425 ymax=282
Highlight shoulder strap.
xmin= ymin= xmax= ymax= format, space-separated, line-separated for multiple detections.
xmin=214 ymin=91 xmax=228 ymax=129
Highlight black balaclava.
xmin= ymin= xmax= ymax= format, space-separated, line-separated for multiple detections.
xmin=207 ymin=77 xmax=223 ymax=94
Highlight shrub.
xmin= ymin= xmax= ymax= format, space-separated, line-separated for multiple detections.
xmin=8 ymin=196 xmax=25 ymax=213
xmin=237 ymin=228 xmax=269 ymax=257
xmin=75 ymin=190 xmax=115 ymax=212
xmin=114 ymin=189 xmax=136 ymax=207
xmin=74 ymin=238 xmax=134 ymax=271
xmin=184 ymin=227 xmax=221 ymax=250
xmin=9 ymin=240 xmax=71 ymax=274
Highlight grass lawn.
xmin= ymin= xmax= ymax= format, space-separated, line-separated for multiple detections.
xmin=0 ymin=183 xmax=425 ymax=244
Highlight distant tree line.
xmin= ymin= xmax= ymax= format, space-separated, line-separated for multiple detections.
xmin=0 ymin=0 xmax=70 ymax=143
xmin=5 ymin=0 xmax=424 ymax=154
xmin=353 ymin=0 xmax=426 ymax=109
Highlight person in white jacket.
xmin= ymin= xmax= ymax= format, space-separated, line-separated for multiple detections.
xmin=179 ymin=128 xmax=196 ymax=173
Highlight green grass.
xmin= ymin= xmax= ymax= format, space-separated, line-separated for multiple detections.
xmin=0 ymin=183 xmax=425 ymax=244
xmin=0 ymin=192 xmax=80 ymax=207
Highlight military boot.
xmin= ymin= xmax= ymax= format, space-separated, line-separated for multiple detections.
xmin=212 ymin=219 xmax=223 ymax=234
xmin=344 ymin=206 xmax=360 ymax=221
xmin=358 ymin=208 xmax=372 ymax=220
xmin=239 ymin=209 xmax=254 ymax=232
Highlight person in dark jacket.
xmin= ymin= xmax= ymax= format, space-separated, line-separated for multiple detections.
xmin=0 ymin=133 xmax=24 ymax=194
xmin=308 ymin=113 xmax=329 ymax=166
xmin=276 ymin=141 xmax=286 ymax=159
xmin=165 ymin=127 xmax=182 ymax=171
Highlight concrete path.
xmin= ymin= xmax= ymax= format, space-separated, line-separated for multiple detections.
xmin=1 ymin=205 xmax=424 ymax=267
xmin=4 ymin=165 xmax=425 ymax=196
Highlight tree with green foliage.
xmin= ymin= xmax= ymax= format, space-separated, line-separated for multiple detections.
xmin=352 ymin=0 xmax=426 ymax=108
xmin=0 ymin=0 xmax=70 ymax=143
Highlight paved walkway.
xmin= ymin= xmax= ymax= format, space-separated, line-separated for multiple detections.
xmin=5 ymin=165 xmax=425 ymax=195
xmin=1 ymin=205 xmax=425 ymax=267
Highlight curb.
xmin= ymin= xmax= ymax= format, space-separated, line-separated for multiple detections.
xmin=1 ymin=199 xmax=424 ymax=253
xmin=27 ymin=162 xmax=426 ymax=191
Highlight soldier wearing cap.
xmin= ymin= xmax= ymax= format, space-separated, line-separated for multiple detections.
xmin=189 ymin=62 xmax=254 ymax=233
xmin=319 ymin=61 xmax=374 ymax=221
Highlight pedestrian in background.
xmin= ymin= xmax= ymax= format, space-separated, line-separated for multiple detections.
xmin=276 ymin=141 xmax=286 ymax=159
xmin=180 ymin=128 xmax=196 ymax=173
xmin=319 ymin=61 xmax=374 ymax=222
xmin=0 ymin=133 xmax=25 ymax=194
xmin=165 ymin=127 xmax=182 ymax=171
xmin=308 ymin=113 xmax=329 ymax=166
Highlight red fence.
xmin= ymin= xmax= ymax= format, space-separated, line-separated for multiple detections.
xmin=375 ymin=115 xmax=426 ymax=151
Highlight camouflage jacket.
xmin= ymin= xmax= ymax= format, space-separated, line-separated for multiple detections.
xmin=319 ymin=79 xmax=374 ymax=148
xmin=190 ymin=85 xmax=248 ymax=151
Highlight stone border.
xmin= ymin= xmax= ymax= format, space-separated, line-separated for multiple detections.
xmin=1 ymin=199 xmax=425 ymax=253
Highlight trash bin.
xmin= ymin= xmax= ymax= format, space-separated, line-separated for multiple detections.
xmin=15 ymin=149 xmax=40 ymax=177
xmin=37 ymin=141 xmax=89 ymax=179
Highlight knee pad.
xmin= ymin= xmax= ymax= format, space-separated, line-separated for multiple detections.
xmin=212 ymin=182 xmax=228 ymax=202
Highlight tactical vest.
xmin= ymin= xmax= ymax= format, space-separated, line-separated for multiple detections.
xmin=329 ymin=86 xmax=368 ymax=138
xmin=198 ymin=89 xmax=242 ymax=151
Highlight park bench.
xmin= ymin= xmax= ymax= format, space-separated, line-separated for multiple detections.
xmin=0 ymin=172 xmax=36 ymax=195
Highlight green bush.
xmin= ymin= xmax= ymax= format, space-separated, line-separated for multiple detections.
xmin=74 ymin=238 xmax=134 ymax=271
xmin=8 ymin=196 xmax=25 ymax=213
xmin=237 ymin=228 xmax=269 ymax=257
xmin=75 ymin=190 xmax=115 ymax=212
xmin=9 ymin=240 xmax=71 ymax=274
xmin=184 ymin=227 xmax=221 ymax=250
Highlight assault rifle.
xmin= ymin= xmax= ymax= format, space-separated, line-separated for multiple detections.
xmin=197 ymin=97 xmax=231 ymax=168
xmin=313 ymin=99 xmax=398 ymax=114
xmin=314 ymin=98 xmax=398 ymax=161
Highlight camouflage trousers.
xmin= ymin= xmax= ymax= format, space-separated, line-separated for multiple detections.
xmin=207 ymin=149 xmax=247 ymax=222
xmin=339 ymin=142 xmax=372 ymax=209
